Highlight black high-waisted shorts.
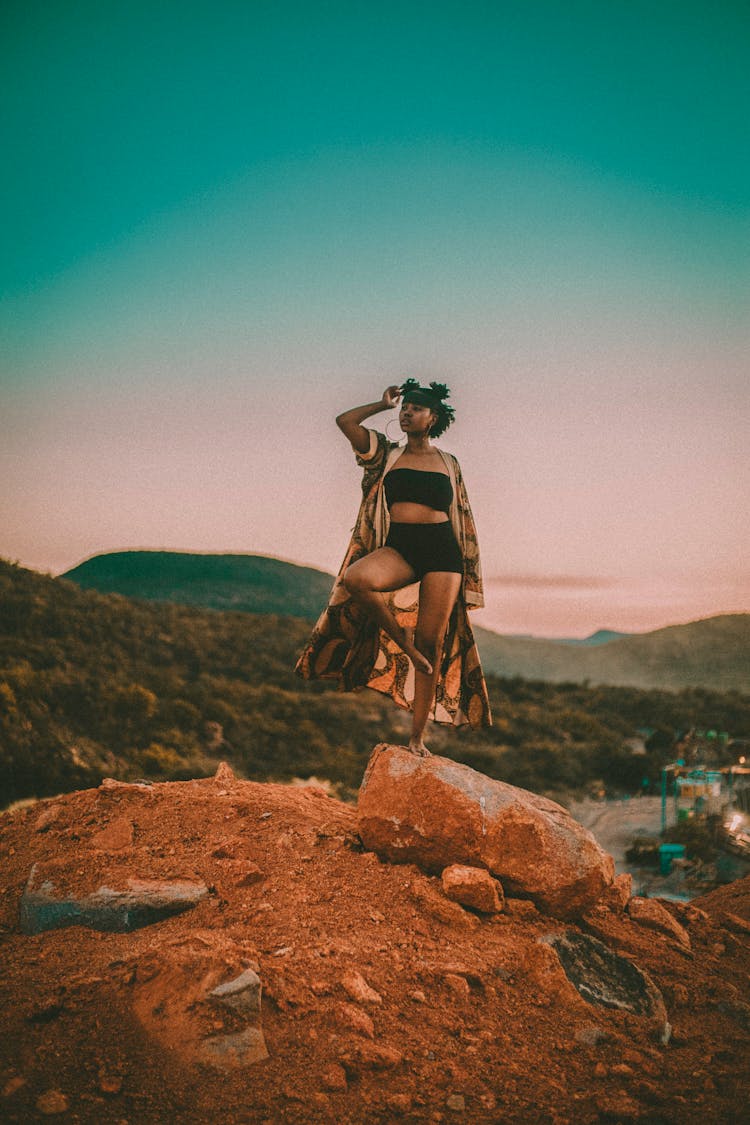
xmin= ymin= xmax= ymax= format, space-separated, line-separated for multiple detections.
xmin=385 ymin=520 xmax=463 ymax=581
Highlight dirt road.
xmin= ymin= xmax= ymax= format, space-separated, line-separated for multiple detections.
xmin=569 ymin=795 xmax=663 ymax=874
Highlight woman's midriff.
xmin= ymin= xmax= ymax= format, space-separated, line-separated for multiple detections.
xmin=388 ymin=502 xmax=449 ymax=524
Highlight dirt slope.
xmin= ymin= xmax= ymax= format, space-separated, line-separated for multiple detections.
xmin=1 ymin=769 xmax=748 ymax=1124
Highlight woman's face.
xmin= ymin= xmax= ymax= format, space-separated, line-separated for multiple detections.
xmin=399 ymin=401 xmax=436 ymax=434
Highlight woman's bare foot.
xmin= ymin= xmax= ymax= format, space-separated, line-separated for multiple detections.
xmin=403 ymin=628 xmax=433 ymax=676
xmin=408 ymin=739 xmax=431 ymax=757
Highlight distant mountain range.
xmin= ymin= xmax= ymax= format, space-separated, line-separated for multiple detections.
xmin=61 ymin=550 xmax=750 ymax=693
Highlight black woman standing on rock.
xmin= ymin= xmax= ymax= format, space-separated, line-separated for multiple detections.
xmin=295 ymin=379 xmax=491 ymax=753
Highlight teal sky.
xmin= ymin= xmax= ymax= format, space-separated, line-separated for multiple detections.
xmin=2 ymin=1 xmax=749 ymax=635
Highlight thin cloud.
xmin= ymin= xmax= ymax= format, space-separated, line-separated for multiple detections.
xmin=485 ymin=574 xmax=619 ymax=590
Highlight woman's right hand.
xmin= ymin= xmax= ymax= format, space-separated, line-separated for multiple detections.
xmin=382 ymin=385 xmax=402 ymax=409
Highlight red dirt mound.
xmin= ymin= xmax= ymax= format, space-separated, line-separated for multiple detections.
xmin=1 ymin=765 xmax=748 ymax=1123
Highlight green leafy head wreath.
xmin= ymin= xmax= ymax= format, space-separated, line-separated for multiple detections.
xmin=400 ymin=378 xmax=456 ymax=438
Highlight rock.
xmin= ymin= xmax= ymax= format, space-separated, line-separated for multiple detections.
xmin=543 ymin=931 xmax=669 ymax=1042
xmin=2 ymin=1076 xmax=27 ymax=1097
xmin=321 ymin=1064 xmax=348 ymax=1092
xmin=209 ymin=968 xmax=262 ymax=1016
xmin=88 ymin=816 xmax=134 ymax=851
xmin=412 ymin=880 xmax=478 ymax=927
xmin=595 ymin=872 xmax=633 ymax=912
xmin=441 ymin=864 xmax=504 ymax=913
xmin=444 ymin=973 xmax=471 ymax=999
xmin=336 ymin=1002 xmax=375 ymax=1038
xmin=131 ymin=933 xmax=268 ymax=1068
xmin=36 ymin=1090 xmax=69 ymax=1115
xmin=504 ymin=898 xmax=539 ymax=919
xmin=386 ymin=1093 xmax=413 ymax=1114
xmin=34 ymin=804 xmax=62 ymax=833
xmin=98 ymin=1071 xmax=123 ymax=1096
xmin=214 ymin=761 xmax=236 ymax=783
xmin=409 ymin=989 xmax=427 ymax=1003
xmin=99 ymin=777 xmax=153 ymax=793
xmin=358 ymin=745 xmax=614 ymax=917
xmin=199 ymin=1027 xmax=269 ymax=1067
xmin=234 ymin=862 xmax=266 ymax=887
xmin=341 ymin=1042 xmax=403 ymax=1071
xmin=574 ymin=1023 xmax=608 ymax=1047
xmin=20 ymin=864 xmax=209 ymax=934
xmin=628 ymin=898 xmax=691 ymax=948
xmin=720 ymin=911 xmax=750 ymax=935
xmin=341 ymin=970 xmax=382 ymax=1005
xmin=595 ymin=1091 xmax=644 ymax=1120
xmin=447 ymin=1093 xmax=466 ymax=1111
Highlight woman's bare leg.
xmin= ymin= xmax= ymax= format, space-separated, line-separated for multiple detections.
xmin=343 ymin=549 xmax=433 ymax=674
xmin=409 ymin=571 xmax=462 ymax=755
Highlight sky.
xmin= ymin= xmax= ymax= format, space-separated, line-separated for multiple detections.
xmin=2 ymin=0 xmax=749 ymax=638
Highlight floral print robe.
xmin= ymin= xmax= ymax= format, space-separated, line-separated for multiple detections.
xmin=295 ymin=429 xmax=492 ymax=728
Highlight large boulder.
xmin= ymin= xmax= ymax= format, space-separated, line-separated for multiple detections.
xmin=357 ymin=745 xmax=614 ymax=917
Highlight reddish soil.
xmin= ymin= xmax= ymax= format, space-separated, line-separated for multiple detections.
xmin=1 ymin=768 xmax=749 ymax=1124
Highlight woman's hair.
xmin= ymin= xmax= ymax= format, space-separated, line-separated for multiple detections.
xmin=400 ymin=378 xmax=456 ymax=438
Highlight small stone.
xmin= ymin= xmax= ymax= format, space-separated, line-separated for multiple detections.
xmin=441 ymin=865 xmax=504 ymax=913
xmin=214 ymin=761 xmax=236 ymax=783
xmin=574 ymin=1024 xmax=607 ymax=1047
xmin=720 ymin=911 xmax=750 ymax=935
xmin=2 ymin=1076 xmax=27 ymax=1097
xmin=594 ymin=1062 xmax=608 ymax=1078
xmin=444 ymin=974 xmax=470 ymax=999
xmin=628 ymin=897 xmax=691 ymax=948
xmin=36 ymin=1090 xmax=69 ymax=1115
xmin=712 ymin=942 xmax=726 ymax=956
xmin=668 ymin=982 xmax=690 ymax=1006
xmin=341 ymin=970 xmax=382 ymax=1005
xmin=386 ymin=1093 xmax=413 ymax=1114
xmin=370 ymin=910 xmax=385 ymax=923
xmin=336 ymin=1002 xmax=375 ymax=1038
xmin=504 ymin=898 xmax=538 ymax=919
xmin=409 ymin=989 xmax=427 ymax=1003
xmin=446 ymin=1093 xmax=466 ymax=1111
xmin=595 ymin=1092 xmax=643 ymax=1120
xmin=34 ymin=804 xmax=62 ymax=832
xmin=209 ymin=969 xmax=262 ymax=1016
xmin=321 ymin=1064 xmax=348 ymax=1092
xmin=98 ymin=1072 xmax=123 ymax=1096
xmin=236 ymin=863 xmax=265 ymax=887
xmin=341 ymin=1042 xmax=403 ymax=1071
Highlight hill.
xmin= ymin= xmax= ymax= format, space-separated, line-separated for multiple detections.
xmin=62 ymin=550 xmax=334 ymax=620
xmin=2 ymin=556 xmax=749 ymax=809
xmin=475 ymin=614 xmax=750 ymax=693
xmin=1 ymin=765 xmax=748 ymax=1123
xmin=61 ymin=549 xmax=749 ymax=692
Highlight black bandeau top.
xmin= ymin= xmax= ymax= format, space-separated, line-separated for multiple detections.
xmin=384 ymin=467 xmax=453 ymax=514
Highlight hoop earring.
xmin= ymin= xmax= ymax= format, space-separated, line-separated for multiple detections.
xmin=385 ymin=418 xmax=403 ymax=442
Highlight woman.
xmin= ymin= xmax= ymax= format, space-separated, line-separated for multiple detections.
xmin=295 ymin=379 xmax=491 ymax=754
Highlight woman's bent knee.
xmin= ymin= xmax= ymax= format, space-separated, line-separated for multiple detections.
xmin=343 ymin=565 xmax=364 ymax=594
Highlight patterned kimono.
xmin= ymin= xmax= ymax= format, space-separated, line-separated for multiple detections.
xmin=295 ymin=429 xmax=492 ymax=728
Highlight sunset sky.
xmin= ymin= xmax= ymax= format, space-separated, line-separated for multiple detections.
xmin=2 ymin=1 xmax=748 ymax=637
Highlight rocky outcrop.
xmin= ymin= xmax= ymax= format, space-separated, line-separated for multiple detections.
xmin=357 ymin=744 xmax=614 ymax=917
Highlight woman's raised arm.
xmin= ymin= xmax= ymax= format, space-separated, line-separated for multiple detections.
xmin=335 ymin=385 xmax=401 ymax=454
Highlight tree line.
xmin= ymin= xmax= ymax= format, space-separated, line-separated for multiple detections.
xmin=2 ymin=557 xmax=748 ymax=808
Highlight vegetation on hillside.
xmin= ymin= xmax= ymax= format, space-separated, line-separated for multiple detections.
xmin=2 ymin=557 xmax=749 ymax=808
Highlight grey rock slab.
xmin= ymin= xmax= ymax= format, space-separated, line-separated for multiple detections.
xmin=542 ymin=930 xmax=670 ymax=1042
xmin=209 ymin=969 xmax=262 ymax=1015
xmin=20 ymin=864 xmax=208 ymax=934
